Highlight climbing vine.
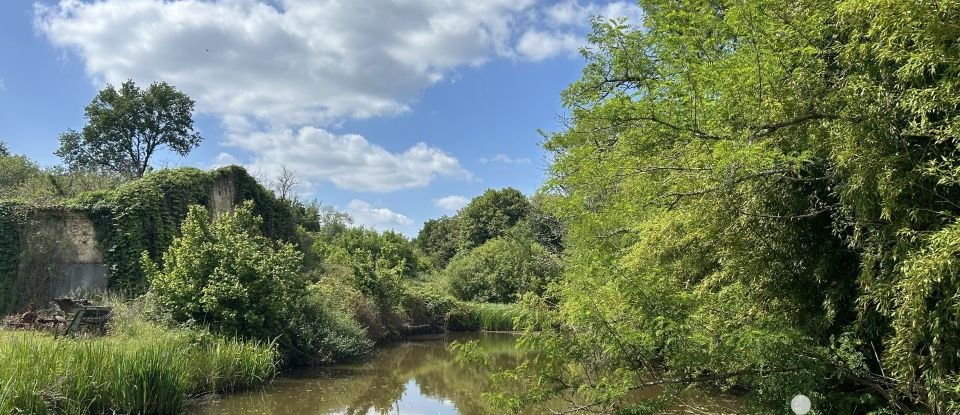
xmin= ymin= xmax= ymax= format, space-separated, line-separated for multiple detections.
xmin=0 ymin=202 xmax=23 ymax=313
xmin=70 ymin=166 xmax=297 ymax=294
xmin=0 ymin=166 xmax=297 ymax=302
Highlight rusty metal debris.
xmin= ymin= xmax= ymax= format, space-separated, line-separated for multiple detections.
xmin=3 ymin=297 xmax=112 ymax=336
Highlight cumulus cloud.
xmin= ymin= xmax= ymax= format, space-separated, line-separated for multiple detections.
xmin=478 ymin=154 xmax=532 ymax=164
xmin=227 ymin=126 xmax=471 ymax=192
xmin=35 ymin=0 xmax=644 ymax=121
xmin=433 ymin=195 xmax=469 ymax=211
xmin=347 ymin=199 xmax=414 ymax=230
xmin=35 ymin=0 xmax=542 ymax=125
xmin=34 ymin=0 xmax=640 ymax=192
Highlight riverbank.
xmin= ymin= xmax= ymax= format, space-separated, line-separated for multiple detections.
xmin=0 ymin=295 xmax=530 ymax=415
xmin=0 ymin=300 xmax=276 ymax=415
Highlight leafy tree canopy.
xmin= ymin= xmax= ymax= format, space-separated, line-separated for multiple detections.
xmin=57 ymin=80 xmax=202 ymax=178
xmin=456 ymin=187 xmax=530 ymax=251
xmin=414 ymin=215 xmax=460 ymax=268
xmin=503 ymin=0 xmax=960 ymax=413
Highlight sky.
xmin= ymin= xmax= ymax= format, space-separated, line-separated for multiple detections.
xmin=0 ymin=0 xmax=643 ymax=236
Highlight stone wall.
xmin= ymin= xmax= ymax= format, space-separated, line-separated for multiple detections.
xmin=9 ymin=179 xmax=240 ymax=311
xmin=13 ymin=209 xmax=106 ymax=310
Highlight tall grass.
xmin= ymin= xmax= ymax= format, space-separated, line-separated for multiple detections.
xmin=0 ymin=299 xmax=277 ymax=415
xmin=448 ymin=303 xmax=531 ymax=332
xmin=472 ymin=303 xmax=530 ymax=331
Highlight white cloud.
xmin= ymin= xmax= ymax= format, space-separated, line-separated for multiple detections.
xmin=227 ymin=126 xmax=471 ymax=192
xmin=545 ymin=0 xmax=643 ymax=27
xmin=34 ymin=0 xmax=640 ymax=192
xmin=516 ymin=29 xmax=582 ymax=61
xmin=346 ymin=199 xmax=414 ymax=230
xmin=478 ymin=154 xmax=532 ymax=164
xmin=34 ymin=0 xmax=643 ymax=121
xmin=212 ymin=152 xmax=240 ymax=168
xmin=35 ymin=0 xmax=541 ymax=125
xmin=520 ymin=1 xmax=643 ymax=61
xmin=433 ymin=195 xmax=469 ymax=211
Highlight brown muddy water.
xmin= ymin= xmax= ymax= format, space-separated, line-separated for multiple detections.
xmin=189 ymin=332 xmax=740 ymax=415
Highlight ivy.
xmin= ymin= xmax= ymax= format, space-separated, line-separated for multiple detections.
xmin=66 ymin=165 xmax=297 ymax=295
xmin=0 ymin=202 xmax=24 ymax=313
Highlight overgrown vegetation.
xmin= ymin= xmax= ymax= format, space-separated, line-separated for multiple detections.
xmin=146 ymin=202 xmax=372 ymax=364
xmin=444 ymin=236 xmax=560 ymax=303
xmin=485 ymin=1 xmax=960 ymax=413
xmin=0 ymin=298 xmax=276 ymax=415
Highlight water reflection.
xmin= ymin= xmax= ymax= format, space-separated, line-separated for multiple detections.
xmin=191 ymin=332 xmax=739 ymax=415
xmin=191 ymin=332 xmax=524 ymax=415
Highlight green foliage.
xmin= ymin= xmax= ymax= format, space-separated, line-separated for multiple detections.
xmin=145 ymin=202 xmax=303 ymax=341
xmin=314 ymin=227 xmax=419 ymax=312
xmin=56 ymin=80 xmax=202 ymax=178
xmin=288 ymin=285 xmax=374 ymax=364
xmin=146 ymin=202 xmax=367 ymax=363
xmin=0 ymin=318 xmax=276 ymax=415
xmin=0 ymin=155 xmax=42 ymax=197
xmin=457 ymin=188 xmax=530 ymax=251
xmin=0 ymin=152 xmax=126 ymax=204
xmin=415 ymin=215 xmax=460 ymax=268
xmin=444 ymin=236 xmax=560 ymax=303
xmin=61 ymin=166 xmax=295 ymax=294
xmin=220 ymin=165 xmax=299 ymax=242
xmin=0 ymin=203 xmax=22 ymax=313
xmin=510 ymin=0 xmax=960 ymax=412
xmin=75 ymin=167 xmax=215 ymax=293
xmin=0 ymin=140 xmax=7 ymax=157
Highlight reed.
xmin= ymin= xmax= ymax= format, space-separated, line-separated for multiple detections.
xmin=0 ymin=318 xmax=277 ymax=414
xmin=469 ymin=303 xmax=529 ymax=332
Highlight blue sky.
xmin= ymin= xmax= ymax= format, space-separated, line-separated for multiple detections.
xmin=0 ymin=0 xmax=642 ymax=236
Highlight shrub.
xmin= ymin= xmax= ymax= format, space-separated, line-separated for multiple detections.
xmin=444 ymin=236 xmax=561 ymax=303
xmin=146 ymin=202 xmax=369 ymax=362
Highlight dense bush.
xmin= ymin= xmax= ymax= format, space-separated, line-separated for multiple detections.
xmin=313 ymin=227 xmax=422 ymax=315
xmin=444 ymin=236 xmax=560 ymax=303
xmin=146 ymin=202 xmax=369 ymax=363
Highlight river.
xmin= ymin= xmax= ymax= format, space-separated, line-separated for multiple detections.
xmin=190 ymin=332 xmax=740 ymax=415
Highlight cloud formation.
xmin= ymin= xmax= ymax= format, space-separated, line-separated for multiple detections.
xmin=35 ymin=0 xmax=641 ymax=193
xmin=35 ymin=0 xmax=540 ymax=124
xmin=347 ymin=199 xmax=414 ymax=230
xmin=433 ymin=195 xmax=470 ymax=211
xmin=228 ymin=126 xmax=471 ymax=193
xmin=36 ymin=0 xmax=642 ymax=123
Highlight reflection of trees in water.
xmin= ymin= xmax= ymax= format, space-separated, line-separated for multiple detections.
xmin=193 ymin=333 xmax=524 ymax=415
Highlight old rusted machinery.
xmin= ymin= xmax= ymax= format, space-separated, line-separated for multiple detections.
xmin=52 ymin=297 xmax=112 ymax=336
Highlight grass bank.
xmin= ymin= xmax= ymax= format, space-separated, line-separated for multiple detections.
xmin=0 ymin=300 xmax=277 ymax=415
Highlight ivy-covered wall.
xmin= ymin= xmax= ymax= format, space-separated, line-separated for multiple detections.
xmin=0 ymin=202 xmax=23 ymax=313
xmin=0 ymin=165 xmax=297 ymax=311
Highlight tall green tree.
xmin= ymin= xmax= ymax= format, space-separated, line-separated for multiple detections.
xmin=57 ymin=80 xmax=202 ymax=178
xmin=415 ymin=215 xmax=460 ymax=268
xmin=499 ymin=1 xmax=960 ymax=413
xmin=456 ymin=188 xmax=530 ymax=250
xmin=0 ymin=140 xmax=8 ymax=157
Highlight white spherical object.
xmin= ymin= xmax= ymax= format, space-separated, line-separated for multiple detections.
xmin=791 ymin=394 xmax=812 ymax=414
